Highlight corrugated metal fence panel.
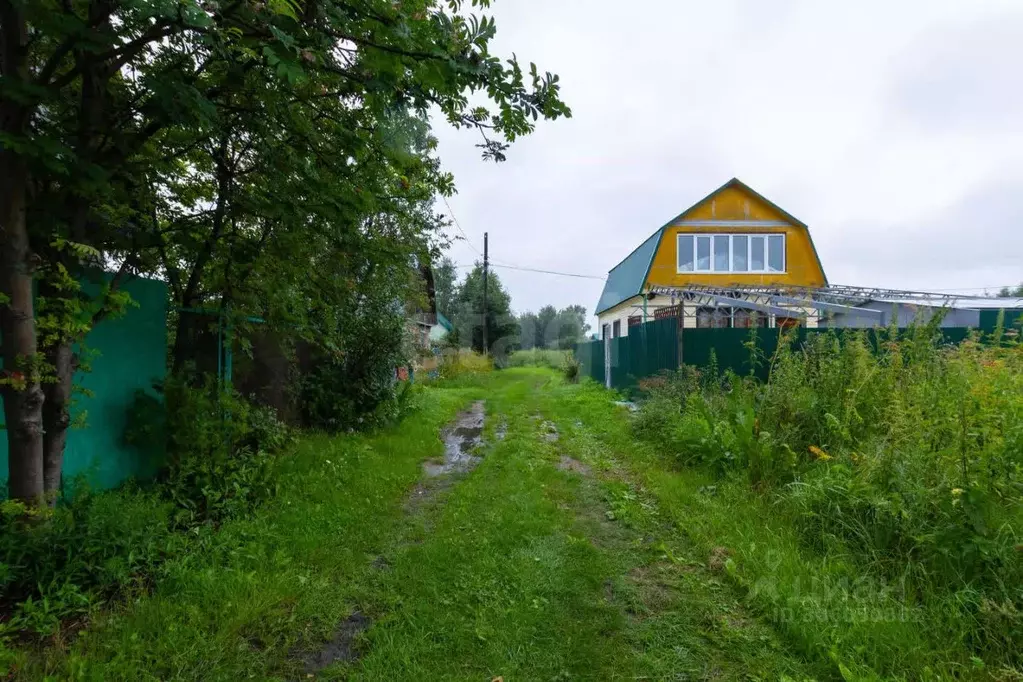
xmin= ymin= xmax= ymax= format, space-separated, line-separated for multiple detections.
xmin=979 ymin=309 xmax=1023 ymax=333
xmin=640 ymin=317 xmax=679 ymax=380
xmin=575 ymin=339 xmax=604 ymax=386
xmin=2 ymin=275 xmax=168 ymax=496
xmin=574 ymin=318 xmax=679 ymax=390
xmin=681 ymin=328 xmax=790 ymax=380
xmin=682 ymin=326 xmax=983 ymax=379
xmin=576 ymin=323 xmax=988 ymax=388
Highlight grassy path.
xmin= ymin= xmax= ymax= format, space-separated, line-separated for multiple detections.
xmin=30 ymin=369 xmax=825 ymax=680
xmin=351 ymin=369 xmax=820 ymax=680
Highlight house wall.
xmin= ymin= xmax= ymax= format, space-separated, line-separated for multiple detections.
xmin=645 ymin=184 xmax=826 ymax=289
xmin=597 ymin=294 xmax=819 ymax=337
xmin=597 ymin=295 xmax=671 ymax=338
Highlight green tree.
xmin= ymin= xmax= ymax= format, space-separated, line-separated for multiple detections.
xmin=517 ymin=311 xmax=539 ymax=350
xmin=518 ymin=304 xmax=589 ymax=349
xmin=997 ymin=283 xmax=1023 ymax=298
xmin=433 ymin=256 xmax=459 ymax=318
xmin=0 ymin=0 xmax=570 ymax=504
xmin=534 ymin=305 xmax=558 ymax=349
xmin=554 ymin=305 xmax=591 ymax=347
xmin=452 ymin=264 xmax=517 ymax=354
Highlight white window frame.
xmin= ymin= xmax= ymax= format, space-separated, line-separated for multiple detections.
xmin=676 ymin=233 xmax=786 ymax=274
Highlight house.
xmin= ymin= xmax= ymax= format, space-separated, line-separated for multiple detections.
xmin=595 ymin=178 xmax=828 ymax=338
xmin=824 ymin=297 xmax=1023 ymax=329
xmin=430 ymin=311 xmax=454 ymax=342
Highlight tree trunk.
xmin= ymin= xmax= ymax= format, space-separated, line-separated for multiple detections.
xmin=41 ymin=338 xmax=78 ymax=499
xmin=171 ymin=300 xmax=199 ymax=376
xmin=0 ymin=152 xmax=46 ymax=504
xmin=170 ymin=134 xmax=232 ymax=377
xmin=1 ymin=3 xmax=46 ymax=504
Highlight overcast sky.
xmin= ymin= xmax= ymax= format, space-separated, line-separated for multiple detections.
xmin=432 ymin=0 xmax=1023 ymax=321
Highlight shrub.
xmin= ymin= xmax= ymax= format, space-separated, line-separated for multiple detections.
xmin=1 ymin=379 xmax=298 ymax=644
xmin=161 ymin=379 xmax=285 ymax=525
xmin=126 ymin=377 xmax=293 ymax=525
xmin=299 ymin=299 xmax=412 ymax=432
xmin=436 ymin=349 xmax=492 ymax=380
xmin=562 ymin=355 xmax=581 ymax=382
xmin=0 ymin=489 xmax=182 ymax=638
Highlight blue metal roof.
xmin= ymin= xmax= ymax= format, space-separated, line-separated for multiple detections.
xmin=595 ymin=227 xmax=664 ymax=314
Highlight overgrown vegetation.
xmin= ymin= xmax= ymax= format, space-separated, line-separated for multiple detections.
xmin=1 ymin=0 xmax=569 ymax=655
xmin=507 ymin=348 xmax=571 ymax=369
xmin=0 ymin=381 xmax=288 ymax=646
xmin=435 ymin=349 xmax=493 ymax=382
xmin=507 ymin=348 xmax=580 ymax=382
xmin=0 ymin=0 xmax=569 ymax=506
xmin=633 ymin=321 xmax=1023 ymax=674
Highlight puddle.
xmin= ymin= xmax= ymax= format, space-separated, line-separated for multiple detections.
xmin=541 ymin=420 xmax=559 ymax=442
xmin=302 ymin=611 xmax=371 ymax=673
xmin=424 ymin=401 xmax=485 ymax=477
xmin=557 ymin=455 xmax=592 ymax=476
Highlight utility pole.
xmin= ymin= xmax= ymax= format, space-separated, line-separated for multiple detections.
xmin=482 ymin=232 xmax=489 ymax=354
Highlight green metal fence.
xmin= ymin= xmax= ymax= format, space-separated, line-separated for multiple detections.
xmin=575 ymin=314 xmax=1018 ymax=388
xmin=678 ymin=326 xmax=975 ymax=381
xmin=1 ymin=275 xmax=168 ymax=495
xmin=574 ymin=336 xmax=605 ymax=387
xmin=575 ymin=317 xmax=679 ymax=391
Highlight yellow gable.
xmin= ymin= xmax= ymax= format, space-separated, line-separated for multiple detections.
xmin=679 ymin=184 xmax=789 ymax=222
xmin=645 ymin=179 xmax=827 ymax=289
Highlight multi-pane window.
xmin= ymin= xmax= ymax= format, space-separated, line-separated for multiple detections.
xmin=677 ymin=233 xmax=785 ymax=273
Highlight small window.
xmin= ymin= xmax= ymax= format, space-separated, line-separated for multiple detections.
xmin=696 ymin=236 xmax=712 ymax=271
xmin=732 ymin=236 xmax=748 ymax=272
xmin=750 ymin=235 xmax=765 ymax=271
xmin=612 ymin=320 xmax=621 ymax=338
xmin=768 ymin=234 xmax=785 ymax=272
xmin=677 ymin=235 xmax=694 ymax=272
xmin=713 ymin=235 xmax=730 ymax=271
xmin=696 ymin=306 xmax=733 ymax=328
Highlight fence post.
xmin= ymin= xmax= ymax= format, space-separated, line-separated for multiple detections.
xmin=677 ymin=300 xmax=684 ymax=368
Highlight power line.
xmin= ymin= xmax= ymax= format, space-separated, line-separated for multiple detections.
xmin=454 ymin=262 xmax=606 ymax=280
xmin=440 ymin=195 xmax=482 ymax=256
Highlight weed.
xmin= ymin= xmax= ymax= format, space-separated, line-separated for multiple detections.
xmin=635 ymin=323 xmax=1023 ymax=669
xmin=435 ymin=349 xmax=492 ymax=382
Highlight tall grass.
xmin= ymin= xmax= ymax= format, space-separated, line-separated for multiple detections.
xmin=634 ymin=321 xmax=1023 ymax=671
xmin=434 ymin=349 xmax=492 ymax=381
xmin=506 ymin=349 xmax=570 ymax=369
